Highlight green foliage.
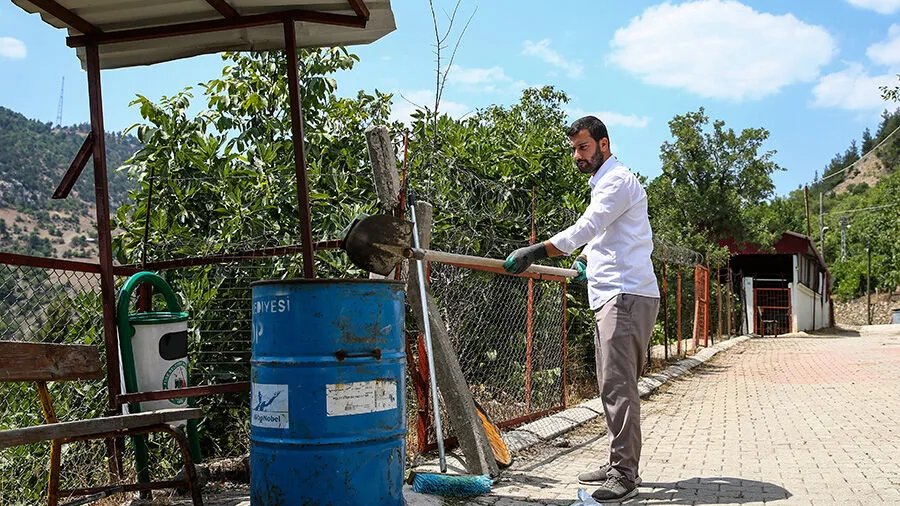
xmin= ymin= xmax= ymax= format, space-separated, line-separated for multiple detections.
xmin=114 ymin=49 xmax=393 ymax=267
xmin=647 ymin=107 xmax=782 ymax=259
xmin=881 ymin=74 xmax=900 ymax=103
xmin=757 ymin=109 xmax=900 ymax=299
xmin=405 ymin=86 xmax=582 ymax=258
xmin=824 ymin=169 xmax=900 ymax=299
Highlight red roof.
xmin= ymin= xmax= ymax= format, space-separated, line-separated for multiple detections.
xmin=721 ymin=231 xmax=828 ymax=273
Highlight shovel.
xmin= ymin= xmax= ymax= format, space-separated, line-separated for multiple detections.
xmin=341 ymin=214 xmax=577 ymax=279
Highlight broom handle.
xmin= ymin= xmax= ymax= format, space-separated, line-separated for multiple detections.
xmin=409 ymin=194 xmax=447 ymax=473
xmin=407 ymin=248 xmax=578 ymax=279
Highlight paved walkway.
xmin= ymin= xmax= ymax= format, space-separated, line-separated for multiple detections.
xmin=457 ymin=325 xmax=900 ymax=505
xmin=164 ymin=325 xmax=900 ymax=505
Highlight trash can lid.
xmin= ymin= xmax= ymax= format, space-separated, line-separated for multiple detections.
xmin=129 ymin=311 xmax=188 ymax=325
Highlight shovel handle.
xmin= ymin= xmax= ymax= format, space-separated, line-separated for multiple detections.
xmin=407 ymin=248 xmax=578 ymax=279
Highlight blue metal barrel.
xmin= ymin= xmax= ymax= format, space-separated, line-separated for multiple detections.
xmin=249 ymin=279 xmax=406 ymax=505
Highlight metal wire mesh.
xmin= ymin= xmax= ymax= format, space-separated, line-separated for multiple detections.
xmin=0 ymin=264 xmax=110 ymax=506
xmin=154 ymin=256 xmax=313 ymax=461
xmin=405 ymin=262 xmax=566 ymax=449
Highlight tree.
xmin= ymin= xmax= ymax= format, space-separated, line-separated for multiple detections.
xmin=647 ymin=108 xmax=782 ymax=256
xmin=114 ymin=49 xmax=396 ymax=272
xmin=861 ymin=127 xmax=874 ymax=153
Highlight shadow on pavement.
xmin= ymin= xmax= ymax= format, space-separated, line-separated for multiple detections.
xmin=684 ymin=363 xmax=731 ymax=377
xmin=633 ymin=476 xmax=791 ymax=504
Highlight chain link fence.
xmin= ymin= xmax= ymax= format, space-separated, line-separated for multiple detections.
xmin=0 ymin=262 xmax=112 ymax=506
xmin=415 ymin=263 xmax=567 ymax=447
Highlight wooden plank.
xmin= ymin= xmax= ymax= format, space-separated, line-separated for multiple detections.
xmin=0 ymin=342 xmax=103 ymax=382
xmin=52 ymin=131 xmax=94 ymax=200
xmin=0 ymin=408 xmax=202 ymax=448
xmin=117 ymin=381 xmax=250 ymax=404
xmin=405 ymin=202 xmax=498 ymax=477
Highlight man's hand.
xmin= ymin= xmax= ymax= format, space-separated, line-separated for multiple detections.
xmin=503 ymin=243 xmax=549 ymax=274
xmin=571 ymin=256 xmax=587 ymax=283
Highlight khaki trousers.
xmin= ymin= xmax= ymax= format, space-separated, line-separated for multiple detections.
xmin=594 ymin=293 xmax=660 ymax=483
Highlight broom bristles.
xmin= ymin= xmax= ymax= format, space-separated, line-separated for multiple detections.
xmin=410 ymin=472 xmax=492 ymax=497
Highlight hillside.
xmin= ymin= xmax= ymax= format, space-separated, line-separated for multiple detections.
xmin=0 ymin=106 xmax=140 ymax=258
xmin=831 ymin=152 xmax=887 ymax=195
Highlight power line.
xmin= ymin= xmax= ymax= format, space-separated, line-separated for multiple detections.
xmin=825 ymin=201 xmax=900 ymax=216
xmin=817 ymin=123 xmax=900 ymax=184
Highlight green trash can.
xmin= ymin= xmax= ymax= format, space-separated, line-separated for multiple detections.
xmin=117 ymin=272 xmax=201 ymax=483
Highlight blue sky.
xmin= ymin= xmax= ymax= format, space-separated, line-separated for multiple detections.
xmin=1 ymin=0 xmax=899 ymax=196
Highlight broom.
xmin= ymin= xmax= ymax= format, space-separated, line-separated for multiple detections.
xmin=406 ymin=190 xmax=493 ymax=498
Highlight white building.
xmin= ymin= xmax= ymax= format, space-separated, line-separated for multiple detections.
xmin=727 ymin=232 xmax=831 ymax=336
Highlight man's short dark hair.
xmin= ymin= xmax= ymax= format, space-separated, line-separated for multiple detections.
xmin=566 ymin=116 xmax=609 ymax=142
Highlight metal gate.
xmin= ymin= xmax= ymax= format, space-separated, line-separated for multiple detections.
xmin=693 ymin=264 xmax=709 ymax=347
xmin=754 ymin=288 xmax=791 ymax=336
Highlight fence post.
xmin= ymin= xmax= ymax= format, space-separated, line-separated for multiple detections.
xmin=704 ymin=262 xmax=710 ymax=348
xmin=726 ymin=267 xmax=733 ymax=337
xmin=662 ymin=260 xmax=668 ymax=361
xmin=717 ymin=264 xmax=722 ymax=342
xmin=525 ymin=188 xmax=536 ymax=411
xmin=677 ymin=268 xmax=682 ymax=356
xmin=561 ymin=281 xmax=568 ymax=408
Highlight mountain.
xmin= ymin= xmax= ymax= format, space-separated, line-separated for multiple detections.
xmin=0 ymin=106 xmax=141 ymax=258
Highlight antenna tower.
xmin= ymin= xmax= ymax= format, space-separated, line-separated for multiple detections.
xmin=56 ymin=77 xmax=64 ymax=126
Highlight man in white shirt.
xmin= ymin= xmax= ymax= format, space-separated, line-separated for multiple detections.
xmin=503 ymin=116 xmax=660 ymax=503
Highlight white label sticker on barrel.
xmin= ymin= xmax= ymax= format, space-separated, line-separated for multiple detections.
xmin=326 ymin=379 xmax=398 ymax=416
xmin=251 ymin=383 xmax=289 ymax=429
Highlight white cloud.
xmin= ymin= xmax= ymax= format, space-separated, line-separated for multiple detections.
xmin=390 ymin=89 xmax=470 ymax=125
xmin=522 ymin=39 xmax=584 ymax=79
xmin=609 ymin=0 xmax=835 ymax=101
xmin=845 ymin=0 xmax=900 ymax=14
xmin=567 ymin=107 xmax=650 ymax=129
xmin=446 ymin=64 xmax=530 ymax=94
xmin=867 ymin=24 xmax=900 ymax=68
xmin=812 ymin=64 xmax=897 ymax=111
xmin=0 ymin=37 xmax=26 ymax=59
xmin=448 ymin=65 xmax=511 ymax=85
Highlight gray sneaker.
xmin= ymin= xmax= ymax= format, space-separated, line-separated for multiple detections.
xmin=577 ymin=465 xmax=642 ymax=486
xmin=590 ymin=475 xmax=638 ymax=503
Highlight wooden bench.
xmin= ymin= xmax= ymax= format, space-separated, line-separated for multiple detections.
xmin=0 ymin=341 xmax=203 ymax=506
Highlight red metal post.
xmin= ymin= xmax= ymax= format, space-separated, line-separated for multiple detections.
xmin=85 ymin=43 xmax=123 ymax=481
xmin=524 ymin=188 xmax=536 ymax=411
xmin=704 ymin=263 xmax=711 ymax=347
xmin=561 ymin=281 xmax=568 ymax=408
xmin=404 ymin=334 xmax=430 ymax=452
xmin=676 ymin=269 xmax=682 ymax=355
xmin=726 ymin=267 xmax=732 ymax=337
xmin=283 ymin=20 xmax=316 ymax=279
xmin=661 ymin=261 xmax=668 ymax=361
xmin=717 ymin=265 xmax=722 ymax=342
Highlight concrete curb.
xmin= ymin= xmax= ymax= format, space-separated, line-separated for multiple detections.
xmin=504 ymin=335 xmax=752 ymax=453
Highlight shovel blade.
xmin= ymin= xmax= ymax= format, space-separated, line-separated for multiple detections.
xmin=342 ymin=214 xmax=413 ymax=276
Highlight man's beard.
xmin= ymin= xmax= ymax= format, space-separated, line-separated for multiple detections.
xmin=576 ymin=145 xmax=604 ymax=174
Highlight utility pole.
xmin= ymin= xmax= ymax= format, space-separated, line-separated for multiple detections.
xmin=840 ymin=216 xmax=848 ymax=261
xmin=819 ymin=192 xmax=825 ymax=263
xmin=866 ymin=242 xmax=872 ymax=325
xmin=804 ymin=185 xmax=811 ymax=238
